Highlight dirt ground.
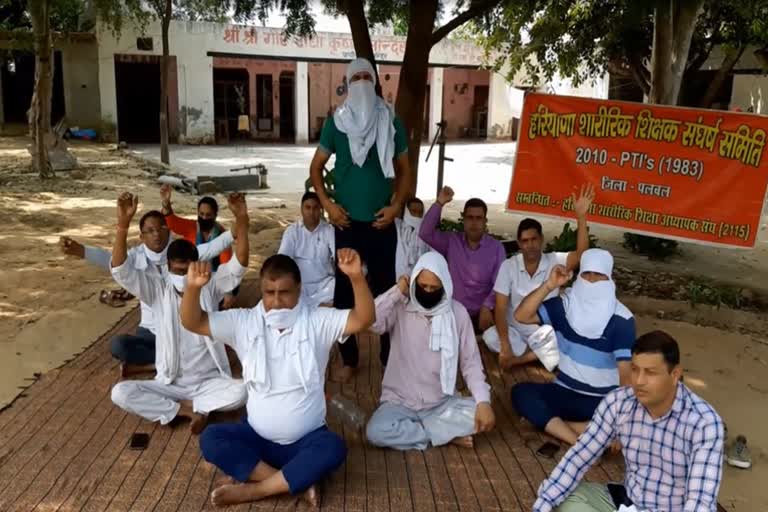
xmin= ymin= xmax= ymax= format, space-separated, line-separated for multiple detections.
xmin=0 ymin=136 xmax=765 ymax=510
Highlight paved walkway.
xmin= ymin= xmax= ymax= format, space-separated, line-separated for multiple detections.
xmin=0 ymin=280 xmax=630 ymax=512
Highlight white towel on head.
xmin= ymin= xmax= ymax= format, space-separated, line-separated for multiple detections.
xmin=563 ymin=248 xmax=619 ymax=338
xmin=333 ymin=58 xmax=396 ymax=178
xmin=405 ymin=251 xmax=459 ymax=396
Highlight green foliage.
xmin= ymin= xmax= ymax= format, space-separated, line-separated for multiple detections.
xmin=304 ymin=166 xmax=335 ymax=199
xmin=545 ymin=222 xmax=598 ymax=253
xmin=474 ymin=0 xmax=768 ymax=92
xmin=622 ymin=233 xmax=679 ymax=261
xmin=685 ymin=277 xmax=746 ymax=310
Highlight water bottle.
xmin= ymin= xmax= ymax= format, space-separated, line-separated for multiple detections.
xmin=327 ymin=394 xmax=367 ymax=430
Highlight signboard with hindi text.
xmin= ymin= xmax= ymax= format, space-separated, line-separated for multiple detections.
xmin=506 ymin=93 xmax=768 ymax=248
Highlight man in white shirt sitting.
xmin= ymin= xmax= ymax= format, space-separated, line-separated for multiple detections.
xmin=394 ymin=197 xmax=431 ymax=279
xmin=60 ymin=213 xmax=234 ymax=378
xmin=109 ymin=192 xmax=248 ymax=435
xmin=483 ymin=183 xmax=594 ymax=370
xmin=278 ymin=191 xmax=335 ymax=306
xmin=180 ymin=249 xmax=375 ymax=508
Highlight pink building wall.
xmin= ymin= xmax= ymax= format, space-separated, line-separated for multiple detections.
xmin=442 ymin=68 xmax=490 ymax=139
xmin=212 ymin=57 xmax=296 ymax=140
xmin=307 ymin=62 xmax=347 ymax=140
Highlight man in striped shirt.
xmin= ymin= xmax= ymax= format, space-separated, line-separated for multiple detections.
xmin=512 ymin=249 xmax=635 ymax=445
xmin=534 ymin=330 xmax=724 ymax=512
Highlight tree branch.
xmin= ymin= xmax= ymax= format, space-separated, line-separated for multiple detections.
xmin=628 ymin=53 xmax=651 ymax=95
xmin=699 ymin=44 xmax=746 ymax=108
xmin=431 ymin=0 xmax=501 ymax=46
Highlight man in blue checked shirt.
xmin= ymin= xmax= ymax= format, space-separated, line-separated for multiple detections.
xmin=534 ymin=330 xmax=725 ymax=512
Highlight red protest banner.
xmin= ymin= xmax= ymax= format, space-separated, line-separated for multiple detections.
xmin=507 ymin=93 xmax=768 ymax=248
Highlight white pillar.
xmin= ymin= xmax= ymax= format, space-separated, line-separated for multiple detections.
xmin=429 ymin=67 xmax=444 ymax=141
xmin=487 ymin=70 xmax=515 ymax=140
xmin=295 ymin=61 xmax=309 ymax=144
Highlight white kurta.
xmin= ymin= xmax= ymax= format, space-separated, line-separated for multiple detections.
xmin=482 ymin=252 xmax=566 ymax=370
xmin=110 ymin=255 xmax=247 ymax=424
xmin=394 ymin=217 xmax=431 ymax=279
xmin=209 ymin=305 xmax=350 ymax=445
xmin=91 ymin=231 xmax=234 ymax=333
xmin=278 ymin=220 xmax=336 ymax=305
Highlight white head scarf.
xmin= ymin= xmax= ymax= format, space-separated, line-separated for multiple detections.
xmin=405 ymin=252 xmax=460 ymax=396
xmin=333 ymin=58 xmax=396 ymax=178
xmin=563 ymin=249 xmax=619 ymax=338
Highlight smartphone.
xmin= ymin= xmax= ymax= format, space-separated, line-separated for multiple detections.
xmin=129 ymin=433 xmax=150 ymax=450
xmin=536 ymin=441 xmax=560 ymax=459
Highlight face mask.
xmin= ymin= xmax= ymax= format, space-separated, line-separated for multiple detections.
xmin=169 ymin=273 xmax=186 ymax=293
xmin=198 ymin=217 xmax=215 ymax=232
xmin=145 ymin=246 xmax=165 ymax=263
xmin=264 ymin=308 xmax=298 ymax=331
xmin=415 ymin=283 xmax=444 ymax=310
xmin=403 ymin=210 xmax=422 ymax=231
xmin=347 ymin=80 xmax=376 ymax=126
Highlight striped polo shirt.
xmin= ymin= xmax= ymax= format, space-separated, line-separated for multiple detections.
xmin=538 ymin=297 xmax=635 ymax=397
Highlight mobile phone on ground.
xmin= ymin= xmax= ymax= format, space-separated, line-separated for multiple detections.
xmin=129 ymin=433 xmax=150 ymax=450
xmin=536 ymin=441 xmax=560 ymax=459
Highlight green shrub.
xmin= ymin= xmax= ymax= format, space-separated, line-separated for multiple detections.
xmin=622 ymin=233 xmax=679 ymax=260
xmin=686 ymin=277 xmax=745 ymax=309
xmin=545 ymin=223 xmax=598 ymax=253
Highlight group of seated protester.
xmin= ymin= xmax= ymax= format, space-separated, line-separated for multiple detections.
xmin=56 ymin=56 xmax=731 ymax=511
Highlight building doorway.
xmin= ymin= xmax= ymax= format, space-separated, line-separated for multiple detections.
xmin=213 ymin=68 xmax=250 ymax=143
xmin=279 ymin=71 xmax=295 ymax=140
xmin=114 ymin=55 xmax=178 ymax=143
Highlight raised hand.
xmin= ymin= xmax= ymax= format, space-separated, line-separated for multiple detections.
xmin=186 ymin=261 xmax=212 ymax=289
xmin=326 ymin=202 xmax=350 ymax=229
xmin=116 ymin=192 xmax=138 ymax=228
xmin=227 ymin=192 xmax=248 ymax=219
xmin=397 ymin=275 xmax=410 ymax=296
xmin=59 ymin=236 xmax=85 ymax=259
xmin=572 ymin=182 xmax=596 ymax=218
xmin=337 ymin=248 xmax=363 ymax=278
xmin=160 ymin=184 xmax=172 ymax=204
xmin=546 ymin=264 xmax=572 ymax=290
xmin=437 ymin=186 xmax=454 ymax=206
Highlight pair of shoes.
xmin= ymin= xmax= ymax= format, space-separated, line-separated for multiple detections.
xmin=726 ymin=435 xmax=752 ymax=469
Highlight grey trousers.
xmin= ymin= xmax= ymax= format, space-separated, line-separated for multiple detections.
xmin=366 ymin=396 xmax=476 ymax=451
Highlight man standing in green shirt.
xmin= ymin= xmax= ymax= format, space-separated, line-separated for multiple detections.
xmin=309 ymin=58 xmax=412 ymax=382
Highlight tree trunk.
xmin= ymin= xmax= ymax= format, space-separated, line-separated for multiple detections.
xmin=28 ymin=0 xmax=53 ymax=177
xmin=648 ymin=0 xmax=704 ymax=105
xmin=343 ymin=0 xmax=382 ymax=96
xmin=394 ymin=0 xmax=439 ymax=194
xmin=699 ymin=44 xmax=746 ymax=108
xmin=159 ymin=0 xmax=172 ymax=165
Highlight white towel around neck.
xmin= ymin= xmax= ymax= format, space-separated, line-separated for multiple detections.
xmin=333 ymin=58 xmax=396 ymax=178
xmin=244 ymin=300 xmax=319 ymax=395
xmin=405 ymin=251 xmax=459 ymax=396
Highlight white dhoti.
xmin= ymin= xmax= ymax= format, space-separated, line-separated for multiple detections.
xmin=482 ymin=323 xmax=560 ymax=371
xmin=366 ymin=396 xmax=476 ymax=451
xmin=111 ymin=376 xmax=247 ymax=425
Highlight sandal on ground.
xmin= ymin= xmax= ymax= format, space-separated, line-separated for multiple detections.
xmin=99 ymin=290 xmax=126 ymax=308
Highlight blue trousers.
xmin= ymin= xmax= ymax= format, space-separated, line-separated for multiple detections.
xmin=110 ymin=326 xmax=155 ymax=365
xmin=511 ymin=382 xmax=603 ymax=430
xmin=200 ymin=420 xmax=347 ymax=494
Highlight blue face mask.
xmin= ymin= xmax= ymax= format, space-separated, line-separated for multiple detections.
xmin=169 ymin=273 xmax=186 ymax=293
